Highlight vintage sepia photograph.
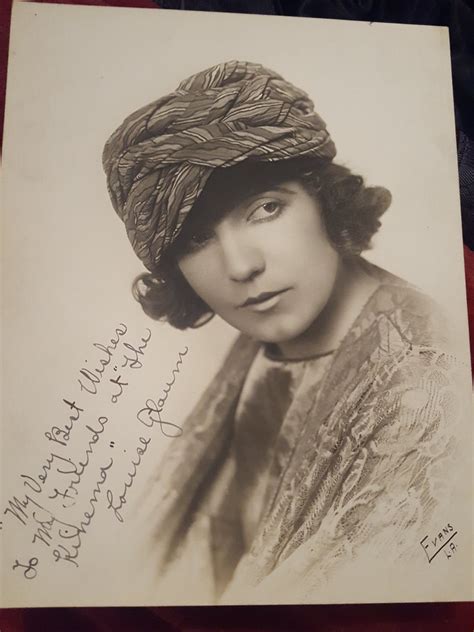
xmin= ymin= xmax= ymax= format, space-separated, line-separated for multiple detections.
xmin=1 ymin=3 xmax=473 ymax=607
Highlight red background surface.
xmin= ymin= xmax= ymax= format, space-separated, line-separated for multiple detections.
xmin=0 ymin=0 xmax=472 ymax=629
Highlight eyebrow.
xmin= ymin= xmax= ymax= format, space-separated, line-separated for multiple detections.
xmin=243 ymin=185 xmax=298 ymax=204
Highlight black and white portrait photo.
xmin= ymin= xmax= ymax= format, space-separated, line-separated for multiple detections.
xmin=2 ymin=3 xmax=473 ymax=608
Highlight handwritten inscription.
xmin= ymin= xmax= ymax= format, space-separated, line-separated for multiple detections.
xmin=106 ymin=347 xmax=188 ymax=523
xmin=4 ymin=322 xmax=189 ymax=581
xmin=136 ymin=348 xmax=188 ymax=437
xmin=12 ymin=557 xmax=39 ymax=580
xmin=106 ymin=436 xmax=151 ymax=523
xmin=420 ymin=523 xmax=458 ymax=563
xmin=44 ymin=399 xmax=84 ymax=449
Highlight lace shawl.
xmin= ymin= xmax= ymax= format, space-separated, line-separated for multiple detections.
xmin=149 ymin=263 xmax=459 ymax=603
xmin=233 ymin=349 xmax=333 ymax=550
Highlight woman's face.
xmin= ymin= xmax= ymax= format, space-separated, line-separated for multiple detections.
xmin=177 ymin=181 xmax=341 ymax=345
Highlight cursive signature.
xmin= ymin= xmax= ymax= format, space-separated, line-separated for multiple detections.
xmin=136 ymin=347 xmax=188 ymax=437
xmin=106 ymin=436 xmax=151 ymax=523
xmin=106 ymin=348 xmax=189 ymax=524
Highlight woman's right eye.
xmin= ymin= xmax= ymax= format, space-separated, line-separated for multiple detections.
xmin=187 ymin=229 xmax=214 ymax=250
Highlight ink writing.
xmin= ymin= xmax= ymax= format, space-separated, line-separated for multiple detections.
xmin=136 ymin=347 xmax=188 ymax=437
xmin=3 ymin=324 xmax=189 ymax=582
xmin=106 ymin=436 xmax=151 ymax=523
xmin=12 ymin=557 xmax=39 ymax=580
xmin=107 ymin=347 xmax=189 ymax=523
xmin=78 ymin=323 xmax=128 ymax=395
xmin=420 ymin=522 xmax=458 ymax=563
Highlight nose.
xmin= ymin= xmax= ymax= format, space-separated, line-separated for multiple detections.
xmin=216 ymin=224 xmax=265 ymax=283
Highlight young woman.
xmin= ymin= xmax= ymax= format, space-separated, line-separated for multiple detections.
xmin=103 ymin=61 xmax=457 ymax=603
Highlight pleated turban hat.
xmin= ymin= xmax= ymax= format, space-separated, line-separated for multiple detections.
xmin=103 ymin=60 xmax=337 ymax=271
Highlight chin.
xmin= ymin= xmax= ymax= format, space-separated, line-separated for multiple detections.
xmin=250 ymin=317 xmax=312 ymax=345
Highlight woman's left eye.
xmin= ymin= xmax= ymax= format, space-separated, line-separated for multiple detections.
xmin=249 ymin=200 xmax=283 ymax=221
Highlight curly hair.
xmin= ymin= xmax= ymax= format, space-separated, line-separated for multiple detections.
xmin=132 ymin=157 xmax=392 ymax=329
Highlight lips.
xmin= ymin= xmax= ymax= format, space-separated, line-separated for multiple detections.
xmin=240 ymin=288 xmax=290 ymax=308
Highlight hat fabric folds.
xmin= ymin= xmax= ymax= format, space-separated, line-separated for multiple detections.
xmin=103 ymin=60 xmax=336 ymax=270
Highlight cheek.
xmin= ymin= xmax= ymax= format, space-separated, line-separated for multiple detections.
xmin=304 ymin=245 xmax=340 ymax=305
xmin=272 ymin=213 xmax=338 ymax=284
xmin=178 ymin=254 xmax=223 ymax=307
xmin=281 ymin=223 xmax=340 ymax=323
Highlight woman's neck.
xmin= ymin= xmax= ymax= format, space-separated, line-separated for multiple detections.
xmin=276 ymin=257 xmax=380 ymax=360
